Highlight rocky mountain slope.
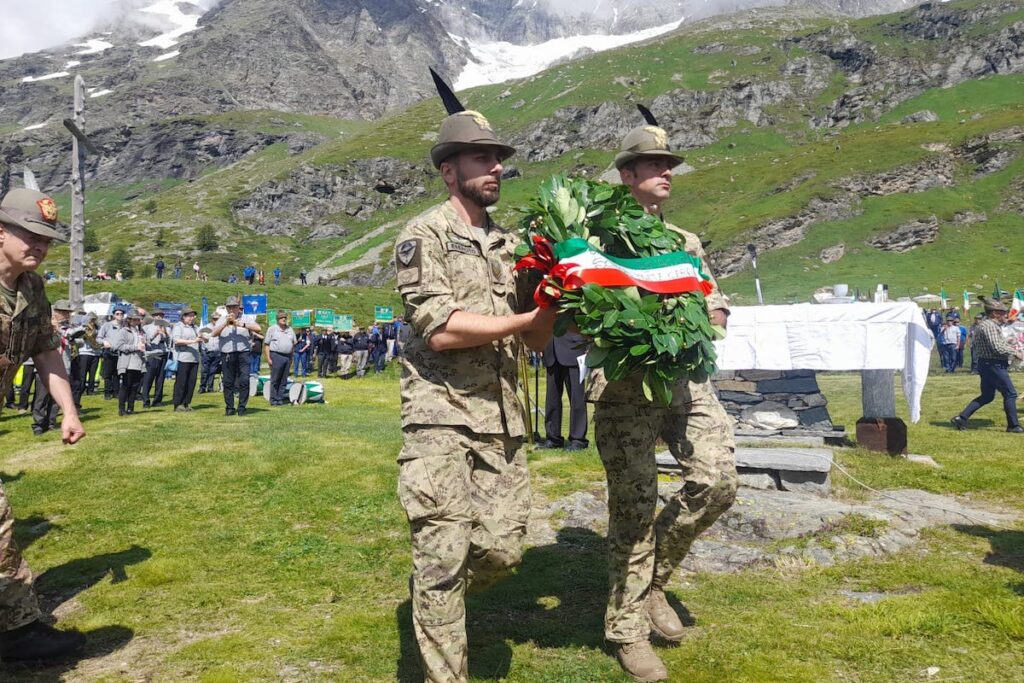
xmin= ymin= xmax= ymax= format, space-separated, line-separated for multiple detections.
xmin=3 ymin=0 xmax=1023 ymax=299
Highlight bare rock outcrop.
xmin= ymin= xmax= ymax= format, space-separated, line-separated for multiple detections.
xmin=866 ymin=215 xmax=939 ymax=252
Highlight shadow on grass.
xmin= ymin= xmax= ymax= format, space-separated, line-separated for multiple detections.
xmin=953 ymin=524 xmax=1024 ymax=595
xmin=36 ymin=545 xmax=153 ymax=608
xmin=0 ymin=625 xmax=135 ymax=682
xmin=14 ymin=516 xmax=59 ymax=552
xmin=396 ymin=527 xmax=608 ymax=682
xmin=927 ymin=418 xmax=995 ymax=429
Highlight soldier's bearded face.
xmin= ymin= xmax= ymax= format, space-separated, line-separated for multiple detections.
xmin=0 ymin=222 xmax=52 ymax=273
xmin=452 ymin=151 xmax=502 ymax=207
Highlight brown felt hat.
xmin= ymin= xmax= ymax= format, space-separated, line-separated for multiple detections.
xmin=51 ymin=299 xmax=74 ymax=311
xmin=614 ymin=125 xmax=685 ymax=170
xmin=430 ymin=111 xmax=516 ymax=169
xmin=979 ymin=296 xmax=1008 ymax=313
xmin=0 ymin=188 xmax=68 ymax=242
xmin=181 ymin=307 xmax=196 ymax=316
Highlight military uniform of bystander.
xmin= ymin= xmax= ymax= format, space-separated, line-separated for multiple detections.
xmin=0 ymin=188 xmax=86 ymax=661
xmin=588 ymin=119 xmax=737 ymax=682
xmin=394 ymin=81 xmax=554 ymax=682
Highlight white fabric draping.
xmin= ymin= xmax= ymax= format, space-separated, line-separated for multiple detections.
xmin=713 ymin=302 xmax=934 ymax=422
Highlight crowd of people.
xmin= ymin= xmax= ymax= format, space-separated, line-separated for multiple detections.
xmin=923 ymin=307 xmax=1024 ymax=374
xmin=5 ymin=298 xmax=410 ymax=425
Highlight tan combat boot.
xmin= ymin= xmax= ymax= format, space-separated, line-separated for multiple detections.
xmin=647 ymin=587 xmax=686 ymax=642
xmin=614 ymin=639 xmax=669 ymax=682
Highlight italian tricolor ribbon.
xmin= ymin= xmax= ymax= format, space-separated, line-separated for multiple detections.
xmin=516 ymin=236 xmax=713 ymax=307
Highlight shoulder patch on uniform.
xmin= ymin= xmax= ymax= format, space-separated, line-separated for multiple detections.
xmin=397 ymin=239 xmax=420 ymax=268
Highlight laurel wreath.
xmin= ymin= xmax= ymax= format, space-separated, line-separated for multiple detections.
xmin=515 ymin=174 xmax=720 ymax=406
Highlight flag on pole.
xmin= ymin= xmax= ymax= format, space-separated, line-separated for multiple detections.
xmin=1012 ymin=288 xmax=1024 ymax=320
xmin=939 ymin=287 xmax=948 ymax=309
xmin=993 ymin=280 xmax=1002 ymax=299
xmin=963 ymin=290 xmax=970 ymax=314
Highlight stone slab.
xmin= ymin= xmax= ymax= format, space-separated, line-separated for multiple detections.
xmin=718 ymin=391 xmax=762 ymax=404
xmin=735 ymin=447 xmax=833 ymax=473
xmin=658 ymin=447 xmax=833 ymax=473
xmin=737 ymin=470 xmax=778 ymax=490
xmin=736 ymin=370 xmax=784 ymax=381
xmin=736 ymin=434 xmax=826 ymax=447
xmin=757 ymin=377 xmax=821 ymax=394
xmin=779 ymin=469 xmax=831 ymax=496
xmin=714 ymin=380 xmax=758 ymax=392
xmin=798 ymin=406 xmax=832 ymax=426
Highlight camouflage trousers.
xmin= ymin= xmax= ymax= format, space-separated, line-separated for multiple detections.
xmin=594 ymin=392 xmax=737 ymax=643
xmin=0 ymin=479 xmax=41 ymax=633
xmin=397 ymin=426 xmax=530 ymax=683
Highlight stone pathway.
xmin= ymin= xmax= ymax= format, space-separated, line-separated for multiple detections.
xmin=306 ymin=219 xmax=400 ymax=283
xmin=527 ymin=482 xmax=1017 ymax=576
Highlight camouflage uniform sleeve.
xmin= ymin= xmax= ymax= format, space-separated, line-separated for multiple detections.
xmin=677 ymin=229 xmax=729 ymax=314
xmin=395 ymin=222 xmax=459 ymax=340
xmin=25 ymin=276 xmax=60 ymax=356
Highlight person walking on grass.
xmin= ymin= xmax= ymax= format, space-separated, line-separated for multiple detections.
xmin=952 ymin=296 xmax=1024 ymax=434
xmin=0 ymin=188 xmax=86 ymax=662
xmin=392 ymin=78 xmax=554 ymax=683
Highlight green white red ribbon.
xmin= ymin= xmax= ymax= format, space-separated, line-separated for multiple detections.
xmin=515 ymin=235 xmax=713 ymax=307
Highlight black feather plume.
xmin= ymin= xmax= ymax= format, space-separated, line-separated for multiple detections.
xmin=430 ymin=67 xmax=465 ymax=115
xmin=636 ymin=103 xmax=659 ymax=126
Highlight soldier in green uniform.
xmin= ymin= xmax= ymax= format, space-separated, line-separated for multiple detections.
xmin=588 ymin=121 xmax=738 ymax=681
xmin=394 ymin=89 xmax=555 ymax=682
xmin=0 ymin=188 xmax=86 ymax=661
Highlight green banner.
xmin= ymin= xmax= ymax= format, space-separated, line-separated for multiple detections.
xmin=335 ymin=314 xmax=354 ymax=331
xmin=314 ymin=308 xmax=335 ymax=327
xmin=266 ymin=308 xmax=275 ymax=324
xmin=291 ymin=309 xmax=312 ymax=327
xmin=374 ymin=306 xmax=394 ymax=323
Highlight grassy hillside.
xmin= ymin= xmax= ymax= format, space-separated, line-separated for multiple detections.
xmin=44 ymin=0 xmax=1024 ymax=303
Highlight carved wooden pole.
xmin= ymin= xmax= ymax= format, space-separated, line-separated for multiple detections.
xmin=68 ymin=76 xmax=87 ymax=310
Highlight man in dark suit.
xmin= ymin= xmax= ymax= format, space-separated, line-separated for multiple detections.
xmin=539 ymin=332 xmax=589 ymax=450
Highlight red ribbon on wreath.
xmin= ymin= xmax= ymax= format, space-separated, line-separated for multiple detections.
xmin=515 ymin=235 xmax=586 ymax=308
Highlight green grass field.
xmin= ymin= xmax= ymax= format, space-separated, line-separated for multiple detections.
xmin=1 ymin=365 xmax=1022 ymax=681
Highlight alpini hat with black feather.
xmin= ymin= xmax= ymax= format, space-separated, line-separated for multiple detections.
xmin=428 ymin=68 xmax=516 ymax=169
xmin=614 ymin=104 xmax=686 ymax=170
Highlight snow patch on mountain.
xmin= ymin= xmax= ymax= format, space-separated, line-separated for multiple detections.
xmin=453 ymin=17 xmax=684 ymax=90
xmin=153 ymin=50 xmax=181 ymax=62
xmin=22 ymin=71 xmax=70 ymax=83
xmin=138 ymin=0 xmax=207 ymax=49
xmin=74 ymin=39 xmax=114 ymax=56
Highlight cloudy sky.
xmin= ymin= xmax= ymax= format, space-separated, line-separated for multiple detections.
xmin=0 ymin=0 xmax=127 ymax=59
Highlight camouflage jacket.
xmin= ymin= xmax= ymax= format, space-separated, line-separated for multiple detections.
xmin=395 ymin=201 xmax=530 ymax=444
xmin=0 ymin=272 xmax=60 ymax=407
xmin=586 ymin=220 xmax=729 ymax=405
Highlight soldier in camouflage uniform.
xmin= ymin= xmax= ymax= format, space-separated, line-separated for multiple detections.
xmin=394 ymin=103 xmax=554 ymax=682
xmin=589 ymin=123 xmax=738 ymax=682
xmin=0 ymin=188 xmax=86 ymax=662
